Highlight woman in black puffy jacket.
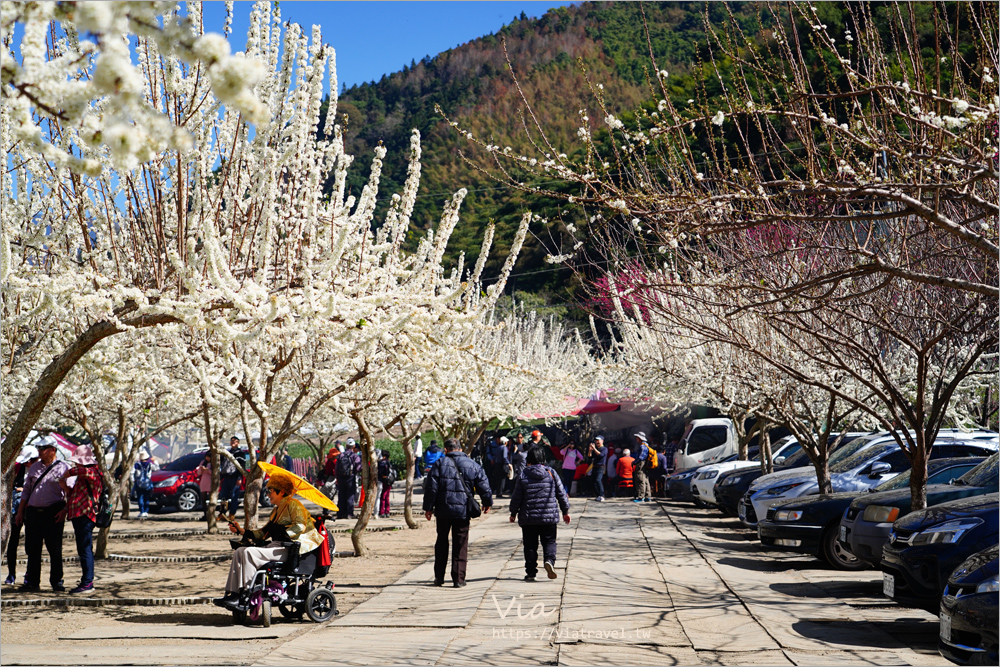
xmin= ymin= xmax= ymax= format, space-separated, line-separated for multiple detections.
xmin=509 ymin=446 xmax=571 ymax=581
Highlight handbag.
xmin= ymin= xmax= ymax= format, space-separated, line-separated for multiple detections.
xmin=449 ymin=457 xmax=481 ymax=519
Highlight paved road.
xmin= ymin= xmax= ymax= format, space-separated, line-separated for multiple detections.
xmin=258 ymin=500 xmax=946 ymax=667
xmin=2 ymin=499 xmax=948 ymax=666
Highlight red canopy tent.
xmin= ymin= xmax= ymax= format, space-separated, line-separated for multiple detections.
xmin=518 ymin=397 xmax=621 ymax=421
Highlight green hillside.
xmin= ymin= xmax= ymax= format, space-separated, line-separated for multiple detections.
xmin=321 ymin=1 xmax=747 ymax=318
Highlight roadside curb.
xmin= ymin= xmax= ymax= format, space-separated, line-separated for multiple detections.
xmin=1 ymin=596 xmax=214 ymax=609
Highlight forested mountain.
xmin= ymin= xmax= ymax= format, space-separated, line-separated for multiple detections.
xmin=323 ymin=2 xmax=746 ymax=319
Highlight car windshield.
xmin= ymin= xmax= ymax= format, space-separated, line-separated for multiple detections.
xmin=162 ymin=453 xmax=202 ymax=472
xmin=956 ymin=455 xmax=999 ymax=487
xmin=828 ymin=435 xmax=880 ymax=466
xmin=779 ymin=448 xmax=810 ymax=468
xmin=830 ymin=442 xmax=896 ymax=473
xmin=873 ymin=468 xmax=913 ymax=491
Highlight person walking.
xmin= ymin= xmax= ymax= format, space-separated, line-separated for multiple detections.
xmin=423 ymin=438 xmax=492 ymax=587
xmin=336 ymin=439 xmax=362 ymax=519
xmin=558 ymin=441 xmax=583 ymax=496
xmin=486 ymin=437 xmax=509 ymax=499
xmin=509 ymin=438 xmax=527 ymax=484
xmin=377 ymin=450 xmax=394 ymax=518
xmin=58 ymin=446 xmax=103 ymax=594
xmin=631 ymin=433 xmax=652 ymax=503
xmin=220 ymin=437 xmax=246 ymax=521
xmin=587 ymin=436 xmax=608 ymax=502
xmin=5 ymin=445 xmax=39 ymax=585
xmin=132 ymin=451 xmax=158 ymax=520
xmin=15 ymin=441 xmax=70 ymax=592
xmin=509 ymin=446 xmax=571 ymax=581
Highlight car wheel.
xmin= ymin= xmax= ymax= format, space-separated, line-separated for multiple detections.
xmin=176 ymin=488 xmax=199 ymax=513
xmin=821 ymin=525 xmax=866 ymax=571
xmin=260 ymin=599 xmax=272 ymax=628
xmin=305 ymin=587 xmax=337 ymax=623
xmin=692 ymin=497 xmax=708 ymax=509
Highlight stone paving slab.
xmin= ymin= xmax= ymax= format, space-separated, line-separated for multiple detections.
xmin=62 ymin=624 xmax=301 ymax=640
xmin=5 ymin=644 xmax=269 ymax=666
xmin=256 ymin=627 xmax=455 ymax=666
xmin=557 ymin=643 xmax=701 ymax=666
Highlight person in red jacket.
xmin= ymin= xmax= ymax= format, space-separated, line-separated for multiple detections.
xmin=57 ymin=446 xmax=103 ymax=594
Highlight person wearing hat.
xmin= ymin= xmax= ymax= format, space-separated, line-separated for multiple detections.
xmin=58 ymin=446 xmax=103 ymax=593
xmin=587 ymin=436 xmax=609 ymax=502
xmin=335 ymin=438 xmax=361 ymax=519
xmin=5 ymin=445 xmax=40 ymax=585
xmin=14 ymin=441 xmax=70 ymax=592
xmin=132 ymin=451 xmax=159 ymax=520
xmin=214 ymin=473 xmax=323 ymax=610
xmin=631 ymin=432 xmax=652 ymax=503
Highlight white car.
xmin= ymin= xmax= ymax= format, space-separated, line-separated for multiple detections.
xmin=690 ymin=436 xmax=802 ymax=507
xmin=739 ymin=431 xmax=998 ymax=527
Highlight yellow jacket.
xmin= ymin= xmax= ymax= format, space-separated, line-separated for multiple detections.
xmin=250 ymin=496 xmax=323 ymax=554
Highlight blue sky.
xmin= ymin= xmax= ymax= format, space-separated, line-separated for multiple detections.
xmin=203 ymin=2 xmax=574 ymax=92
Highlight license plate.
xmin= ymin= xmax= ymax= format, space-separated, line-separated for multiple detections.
xmin=883 ymin=573 xmax=895 ymax=598
xmin=939 ymin=612 xmax=951 ymax=641
xmin=839 ymin=525 xmax=847 ymax=542
xmin=738 ymin=503 xmax=747 ymax=520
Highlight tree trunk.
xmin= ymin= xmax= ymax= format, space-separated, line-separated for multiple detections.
xmin=1 ymin=312 xmax=179 ymax=473
xmin=402 ymin=438 xmax=418 ymax=529
xmin=1 ymin=466 xmax=13 ymax=555
xmin=812 ymin=433 xmax=833 ymax=494
xmin=350 ymin=411 xmax=379 ymax=557
xmin=759 ymin=423 xmax=774 ymax=475
xmin=909 ymin=434 xmax=930 ymax=511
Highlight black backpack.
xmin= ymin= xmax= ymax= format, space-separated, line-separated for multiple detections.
xmin=336 ymin=453 xmax=354 ymax=478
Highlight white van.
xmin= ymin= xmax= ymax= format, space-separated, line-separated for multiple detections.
xmin=675 ymin=418 xmax=737 ymax=470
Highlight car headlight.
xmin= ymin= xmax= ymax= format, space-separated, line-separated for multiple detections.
xmin=698 ymin=471 xmax=719 ymax=480
xmin=862 ymin=505 xmax=900 ymax=523
xmin=774 ymin=510 xmax=803 ymax=521
xmin=721 ymin=476 xmax=742 ymax=486
xmin=675 ymin=472 xmax=695 ymax=480
xmin=766 ymin=482 xmax=804 ymax=496
xmin=154 ymin=476 xmax=178 ymax=489
xmin=976 ymin=575 xmax=999 ymax=594
xmin=910 ymin=518 xmax=983 ymax=546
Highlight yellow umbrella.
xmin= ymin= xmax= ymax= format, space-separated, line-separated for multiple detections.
xmin=258 ymin=461 xmax=338 ymax=512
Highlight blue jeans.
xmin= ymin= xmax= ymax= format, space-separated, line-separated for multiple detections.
xmin=136 ymin=489 xmax=151 ymax=515
xmin=71 ymin=516 xmax=95 ymax=585
xmin=220 ymin=476 xmax=242 ymax=516
xmin=559 ymin=468 xmax=575 ymax=494
xmin=592 ymin=466 xmax=605 ymax=498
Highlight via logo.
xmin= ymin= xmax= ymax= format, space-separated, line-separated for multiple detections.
xmin=492 ymin=594 xmax=558 ymax=620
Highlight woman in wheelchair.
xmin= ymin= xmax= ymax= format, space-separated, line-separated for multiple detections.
xmin=214 ymin=474 xmax=323 ymax=610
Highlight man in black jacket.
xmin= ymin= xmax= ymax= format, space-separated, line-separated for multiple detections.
xmin=423 ymin=438 xmax=492 ymax=587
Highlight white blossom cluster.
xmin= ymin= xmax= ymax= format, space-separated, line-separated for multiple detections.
xmin=1 ymin=2 xmax=558 ymax=472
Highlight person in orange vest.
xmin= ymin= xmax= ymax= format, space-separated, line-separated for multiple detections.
xmin=321 ymin=443 xmax=341 ymax=483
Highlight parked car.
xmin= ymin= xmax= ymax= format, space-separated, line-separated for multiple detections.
xmin=691 ymin=437 xmax=801 ymax=508
xmin=740 ymin=433 xmax=996 ymax=528
xmin=844 ymin=454 xmax=998 ymax=567
xmin=666 ymin=453 xmax=743 ymax=503
xmin=151 ymin=448 xmax=272 ymax=513
xmin=674 ymin=418 xmax=736 ymax=470
xmin=939 ymin=545 xmax=999 ymax=666
xmin=151 ymin=452 xmax=207 ymax=512
xmin=756 ymin=457 xmax=985 ymax=570
xmin=881 ymin=493 xmax=999 ymax=612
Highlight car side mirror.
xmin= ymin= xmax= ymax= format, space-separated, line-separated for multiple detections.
xmin=869 ymin=462 xmax=891 ymax=478
xmin=773 ymin=456 xmax=785 ymax=466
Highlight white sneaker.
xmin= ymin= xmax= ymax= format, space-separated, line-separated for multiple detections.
xmin=596 ymin=497 xmax=605 ymax=502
